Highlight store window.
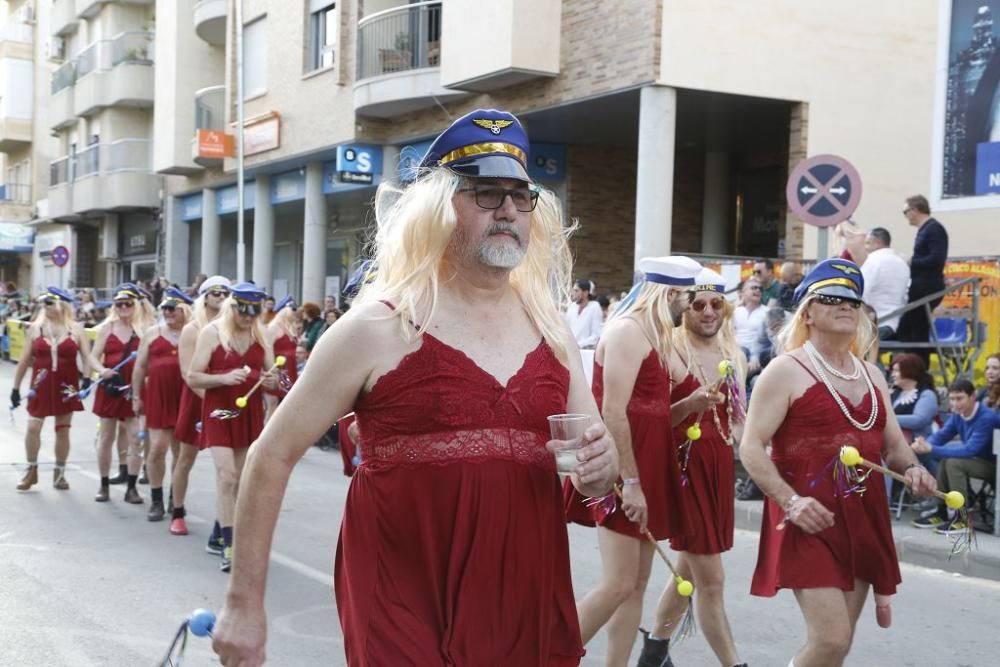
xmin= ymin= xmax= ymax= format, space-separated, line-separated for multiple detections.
xmin=308 ymin=1 xmax=336 ymax=72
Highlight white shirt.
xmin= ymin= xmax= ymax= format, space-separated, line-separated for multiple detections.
xmin=861 ymin=247 xmax=910 ymax=333
xmin=734 ymin=304 xmax=767 ymax=360
xmin=565 ymin=300 xmax=603 ymax=348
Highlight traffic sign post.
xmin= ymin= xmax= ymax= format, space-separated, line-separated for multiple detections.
xmin=786 ymin=154 xmax=863 ymax=259
xmin=51 ymin=245 xmax=70 ymax=267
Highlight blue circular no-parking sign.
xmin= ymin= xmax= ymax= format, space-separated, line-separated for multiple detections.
xmin=786 ymin=154 xmax=863 ymax=227
xmin=51 ymin=245 xmax=70 ymax=267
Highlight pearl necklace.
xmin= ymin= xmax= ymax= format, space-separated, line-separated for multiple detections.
xmin=804 ymin=343 xmax=879 ymax=431
xmin=804 ymin=341 xmax=861 ymax=380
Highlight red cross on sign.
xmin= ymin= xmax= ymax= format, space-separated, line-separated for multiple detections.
xmin=786 ymin=154 xmax=863 ymax=228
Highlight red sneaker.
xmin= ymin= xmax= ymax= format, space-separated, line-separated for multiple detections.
xmin=169 ymin=517 xmax=189 ymax=536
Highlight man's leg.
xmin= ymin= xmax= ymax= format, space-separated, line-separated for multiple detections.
xmin=791 ymin=587 xmax=860 ymax=667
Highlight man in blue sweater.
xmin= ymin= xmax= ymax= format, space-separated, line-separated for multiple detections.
xmin=911 ymin=378 xmax=998 ymax=533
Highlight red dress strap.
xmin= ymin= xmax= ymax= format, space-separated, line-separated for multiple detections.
xmin=788 ymin=354 xmax=820 ymax=382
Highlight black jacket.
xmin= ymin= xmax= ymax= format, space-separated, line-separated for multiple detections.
xmin=908 ymin=217 xmax=948 ymax=298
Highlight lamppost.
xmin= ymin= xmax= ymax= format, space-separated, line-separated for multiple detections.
xmin=235 ymin=0 xmax=246 ymax=282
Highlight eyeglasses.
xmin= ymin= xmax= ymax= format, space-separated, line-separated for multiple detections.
xmin=746 ymin=285 xmax=762 ymax=291
xmin=458 ymin=186 xmax=539 ymax=212
xmin=752 ymin=269 xmax=763 ymax=275
xmin=902 ymin=207 xmax=913 ymax=215
xmin=234 ymin=303 xmax=262 ymax=316
xmin=206 ymin=290 xmax=228 ymax=298
xmin=813 ymin=294 xmax=862 ymax=309
xmin=690 ymin=298 xmax=725 ymax=313
xmin=114 ymin=301 xmax=135 ymax=309
xmin=160 ymin=304 xmax=177 ymax=312
xmin=42 ymin=298 xmax=55 ymax=306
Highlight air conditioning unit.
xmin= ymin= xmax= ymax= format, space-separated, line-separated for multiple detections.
xmin=47 ymin=37 xmax=66 ymax=61
xmin=16 ymin=3 xmax=35 ymax=24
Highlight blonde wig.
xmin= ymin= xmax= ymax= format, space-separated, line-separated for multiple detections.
xmin=356 ymin=168 xmax=574 ymax=361
xmin=673 ymin=296 xmax=747 ymax=387
xmin=216 ymin=297 xmax=269 ymax=355
xmin=609 ymin=281 xmax=677 ymax=364
xmin=268 ymin=304 xmax=300 ymax=340
xmin=192 ymin=293 xmax=226 ymax=328
xmin=30 ymin=299 xmax=76 ymax=333
xmin=164 ymin=303 xmax=192 ymax=328
xmin=777 ymin=295 xmax=877 ymax=359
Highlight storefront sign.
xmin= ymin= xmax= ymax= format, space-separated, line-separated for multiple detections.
xmin=181 ymin=192 xmax=203 ymax=221
xmin=197 ymin=129 xmax=235 ymax=160
xmin=242 ymin=112 xmax=281 ymax=157
xmin=336 ymin=145 xmax=382 ymax=184
xmin=0 ymin=222 xmax=34 ymax=252
xmin=940 ymin=259 xmax=1000 ymax=378
xmin=528 ymin=143 xmax=566 ymax=182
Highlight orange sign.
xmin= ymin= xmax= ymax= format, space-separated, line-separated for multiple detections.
xmin=197 ymin=129 xmax=235 ymax=159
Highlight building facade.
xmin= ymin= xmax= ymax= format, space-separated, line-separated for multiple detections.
xmin=3 ymin=1 xmax=997 ymax=299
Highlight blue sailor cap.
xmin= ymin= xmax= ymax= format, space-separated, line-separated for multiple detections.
xmin=690 ymin=267 xmax=727 ymax=293
xmin=275 ymin=294 xmax=296 ymax=312
xmin=160 ymin=286 xmax=193 ymax=307
xmin=39 ymin=286 xmax=75 ymax=304
xmin=637 ymin=256 xmax=702 ymax=287
xmin=418 ymin=108 xmax=531 ymax=182
xmin=343 ymin=259 xmax=377 ymax=299
xmin=113 ymin=283 xmax=142 ymax=301
xmin=793 ymin=258 xmax=865 ymax=305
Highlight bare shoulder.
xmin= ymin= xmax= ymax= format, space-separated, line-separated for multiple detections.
xmin=198 ymin=322 xmax=221 ymax=343
xmin=755 ymin=352 xmax=803 ymax=387
xmin=863 ymin=360 xmax=890 ymax=390
xmin=142 ymin=323 xmax=160 ymax=340
xmin=601 ymin=316 xmax=647 ymax=347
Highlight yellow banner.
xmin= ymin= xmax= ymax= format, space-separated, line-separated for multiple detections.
xmin=940 ymin=259 xmax=1000 ymax=380
xmin=7 ymin=319 xmax=26 ymax=362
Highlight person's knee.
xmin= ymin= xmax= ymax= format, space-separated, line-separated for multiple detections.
xmin=810 ymin=625 xmax=852 ymax=659
xmin=216 ymin=467 xmax=238 ymax=492
xmin=603 ymin=574 xmax=640 ymax=606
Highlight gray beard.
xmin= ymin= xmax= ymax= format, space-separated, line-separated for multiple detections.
xmin=478 ymin=223 xmax=526 ymax=269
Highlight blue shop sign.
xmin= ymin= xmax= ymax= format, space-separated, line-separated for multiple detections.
xmin=336 ymin=145 xmax=383 ymax=185
xmin=272 ymin=170 xmax=305 ymax=203
xmin=975 ymin=142 xmax=1000 ymax=195
xmin=181 ymin=193 xmax=202 ymax=221
xmin=216 ymin=182 xmax=256 ymax=214
xmin=528 ymin=143 xmax=566 ymax=182
xmin=0 ymin=222 xmax=34 ymax=252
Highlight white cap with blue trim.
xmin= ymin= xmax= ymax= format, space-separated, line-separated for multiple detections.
xmin=637 ymin=256 xmax=702 ymax=287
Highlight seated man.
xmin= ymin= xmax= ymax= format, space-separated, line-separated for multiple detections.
xmin=911 ymin=378 xmax=999 ymax=532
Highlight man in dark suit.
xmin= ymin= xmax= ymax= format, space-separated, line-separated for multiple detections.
xmin=897 ymin=194 xmax=949 ymax=363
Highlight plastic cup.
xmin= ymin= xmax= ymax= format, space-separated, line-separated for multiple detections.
xmin=548 ymin=413 xmax=590 ymax=473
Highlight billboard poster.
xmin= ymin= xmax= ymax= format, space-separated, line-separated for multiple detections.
xmin=939 ymin=258 xmax=1000 ymax=379
xmin=938 ymin=1 xmax=1000 ymax=200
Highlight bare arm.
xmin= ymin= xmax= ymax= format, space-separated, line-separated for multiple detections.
xmin=560 ymin=330 xmax=618 ymax=499
xmin=212 ymin=303 xmax=390 ymax=665
xmin=186 ymin=325 xmax=245 ymax=390
xmin=88 ymin=324 xmax=113 ymax=378
xmin=12 ymin=325 xmax=37 ymax=389
xmin=178 ymin=322 xmax=204 ymax=398
xmin=74 ymin=324 xmax=94 ymax=377
xmin=738 ymin=354 xmax=835 ymax=534
xmin=130 ymin=326 xmax=157 ymax=413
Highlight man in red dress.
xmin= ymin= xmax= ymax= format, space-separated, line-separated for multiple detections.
xmin=212 ymin=109 xmax=618 ymax=666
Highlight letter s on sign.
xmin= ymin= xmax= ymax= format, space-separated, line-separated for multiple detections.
xmin=357 ymin=151 xmax=372 ymax=173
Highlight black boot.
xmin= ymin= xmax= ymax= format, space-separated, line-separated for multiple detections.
xmin=108 ymin=464 xmax=128 ymax=485
xmin=636 ymin=628 xmax=673 ymax=667
xmin=138 ymin=463 xmax=149 ymax=485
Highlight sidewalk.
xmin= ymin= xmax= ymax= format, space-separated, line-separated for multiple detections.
xmin=734 ymin=497 xmax=1000 ymax=582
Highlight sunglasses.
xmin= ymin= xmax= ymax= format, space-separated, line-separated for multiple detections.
xmin=114 ymin=301 xmax=135 ymax=309
xmin=813 ymin=294 xmax=862 ymax=309
xmin=690 ymin=298 xmax=725 ymax=313
xmin=42 ymin=298 xmax=56 ymax=306
xmin=234 ymin=303 xmax=262 ymax=316
xmin=206 ymin=290 xmax=229 ymax=298
xmin=161 ymin=304 xmax=177 ymax=312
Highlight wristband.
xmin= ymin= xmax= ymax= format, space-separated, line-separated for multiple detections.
xmin=782 ymin=493 xmax=801 ymax=511
xmin=904 ymin=462 xmax=926 ymax=473
xmin=622 ymin=477 xmax=640 ymax=486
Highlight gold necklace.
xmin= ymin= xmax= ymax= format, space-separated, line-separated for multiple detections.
xmin=689 ymin=345 xmax=733 ymax=445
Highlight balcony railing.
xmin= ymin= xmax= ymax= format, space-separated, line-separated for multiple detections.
xmin=51 ymin=32 xmax=154 ymax=94
xmin=357 ymin=1 xmax=441 ymax=80
xmin=0 ymin=182 xmax=32 ymax=204
xmin=50 ymin=139 xmax=153 ymax=186
xmin=195 ymin=85 xmax=225 ymax=130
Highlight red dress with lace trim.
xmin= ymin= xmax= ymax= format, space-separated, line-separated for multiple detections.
xmin=272 ymin=333 xmax=298 ymax=388
xmin=563 ymin=350 xmax=688 ymax=541
xmin=335 ymin=333 xmax=584 ymax=667
xmin=669 ymin=373 xmax=735 ymax=554
xmin=26 ymin=335 xmax=84 ymax=418
xmin=200 ymin=342 xmax=265 ymax=449
xmin=142 ymin=334 xmax=183 ymax=430
xmin=750 ymin=359 xmax=900 ymax=597
xmin=92 ymin=333 xmax=137 ymax=420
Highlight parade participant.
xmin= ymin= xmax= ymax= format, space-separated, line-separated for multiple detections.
xmin=211 ymin=109 xmax=617 ymax=667
xmin=640 ymin=268 xmax=748 ymax=667
xmin=131 ymin=287 xmax=193 ymax=522
xmin=89 ymin=283 xmax=154 ymax=503
xmin=267 ymin=295 xmax=300 ymax=393
xmin=10 ymin=287 xmax=91 ymax=491
xmin=740 ymin=259 xmax=937 ymax=667
xmin=187 ymin=283 xmax=278 ymax=572
xmin=563 ymin=255 xmax=700 ymax=667
xmin=170 ymin=276 xmax=230 ymax=539
xmin=135 ymin=284 xmax=157 ymax=484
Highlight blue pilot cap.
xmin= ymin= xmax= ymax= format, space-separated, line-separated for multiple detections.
xmin=275 ymin=294 xmax=296 ymax=312
xmin=343 ymin=259 xmax=377 ymax=300
xmin=39 ymin=286 xmax=75 ymax=303
xmin=113 ymin=282 xmax=142 ymax=301
xmin=230 ymin=282 xmax=267 ymax=315
xmin=418 ymin=108 xmax=531 ymax=182
xmin=793 ymin=258 xmax=865 ymax=305
xmin=160 ymin=286 xmax=193 ymax=307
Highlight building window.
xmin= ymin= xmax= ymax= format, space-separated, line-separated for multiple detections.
xmin=244 ymin=17 xmax=267 ymax=99
xmin=308 ymin=1 xmax=336 ymax=71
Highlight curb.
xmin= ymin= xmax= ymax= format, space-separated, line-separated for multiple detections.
xmin=733 ymin=499 xmax=1000 ymax=582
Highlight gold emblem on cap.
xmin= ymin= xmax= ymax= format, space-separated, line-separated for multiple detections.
xmin=472 ymin=118 xmax=514 ymax=135
xmin=830 ymin=263 xmax=860 ymax=275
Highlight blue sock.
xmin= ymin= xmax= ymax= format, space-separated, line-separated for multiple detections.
xmin=210 ymin=520 xmax=221 ymax=542
xmin=221 ymin=526 xmax=233 ymax=549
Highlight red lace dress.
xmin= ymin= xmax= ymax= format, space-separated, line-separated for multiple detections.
xmin=751 ymin=358 xmax=900 ymax=597
xmin=335 ymin=334 xmax=584 ymax=666
xmin=93 ymin=333 xmax=137 ymax=420
xmin=26 ymin=335 xmax=84 ymax=418
xmin=272 ymin=332 xmax=298 ymax=389
xmin=200 ymin=342 xmax=265 ymax=449
xmin=563 ymin=350 xmax=688 ymax=541
xmin=669 ymin=373 xmax=735 ymax=554
xmin=143 ymin=333 xmax=183 ymax=430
